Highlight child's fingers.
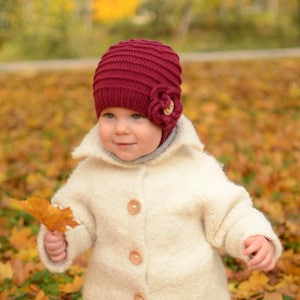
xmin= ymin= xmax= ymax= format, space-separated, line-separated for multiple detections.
xmin=44 ymin=230 xmax=67 ymax=262
xmin=248 ymin=259 xmax=274 ymax=272
xmin=49 ymin=251 xmax=67 ymax=263
xmin=46 ymin=239 xmax=66 ymax=251
xmin=48 ymin=245 xmax=66 ymax=257
xmin=46 ymin=240 xmax=67 ymax=262
xmin=44 ymin=231 xmax=66 ymax=243
xmin=247 ymin=249 xmax=275 ymax=272
xmin=243 ymin=241 xmax=260 ymax=257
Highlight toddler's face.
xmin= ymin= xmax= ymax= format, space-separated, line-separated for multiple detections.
xmin=98 ymin=107 xmax=162 ymax=161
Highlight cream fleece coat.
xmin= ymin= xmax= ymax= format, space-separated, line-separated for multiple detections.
xmin=38 ymin=115 xmax=282 ymax=300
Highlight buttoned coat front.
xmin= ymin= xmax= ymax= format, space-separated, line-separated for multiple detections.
xmin=38 ymin=115 xmax=282 ymax=300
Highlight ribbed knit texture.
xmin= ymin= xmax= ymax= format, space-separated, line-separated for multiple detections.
xmin=93 ymin=39 xmax=183 ymax=144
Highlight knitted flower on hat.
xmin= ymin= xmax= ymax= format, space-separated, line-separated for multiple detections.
xmin=93 ymin=39 xmax=183 ymax=144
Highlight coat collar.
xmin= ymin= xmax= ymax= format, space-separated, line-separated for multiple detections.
xmin=72 ymin=115 xmax=205 ymax=167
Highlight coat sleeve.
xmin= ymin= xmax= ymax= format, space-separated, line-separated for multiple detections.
xmin=199 ymin=154 xmax=282 ymax=262
xmin=37 ymin=162 xmax=97 ymax=273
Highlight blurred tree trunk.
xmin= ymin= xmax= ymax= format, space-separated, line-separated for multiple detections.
xmin=84 ymin=0 xmax=92 ymax=28
xmin=236 ymin=0 xmax=243 ymax=16
xmin=269 ymin=0 xmax=278 ymax=15
xmin=220 ymin=0 xmax=229 ymax=18
xmin=268 ymin=0 xmax=279 ymax=26
xmin=0 ymin=0 xmax=23 ymax=46
xmin=174 ymin=0 xmax=194 ymax=40
xmin=297 ymin=0 xmax=300 ymax=34
xmin=73 ymin=0 xmax=92 ymax=27
xmin=24 ymin=0 xmax=32 ymax=21
xmin=269 ymin=0 xmax=278 ymax=11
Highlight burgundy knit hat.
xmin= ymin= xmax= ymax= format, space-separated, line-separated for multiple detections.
xmin=93 ymin=38 xmax=183 ymax=144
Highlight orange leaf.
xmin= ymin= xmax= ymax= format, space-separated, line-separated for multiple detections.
xmin=13 ymin=197 xmax=79 ymax=233
xmin=0 ymin=291 xmax=10 ymax=300
xmin=34 ymin=290 xmax=49 ymax=300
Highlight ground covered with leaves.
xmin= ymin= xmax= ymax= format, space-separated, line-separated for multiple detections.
xmin=0 ymin=58 xmax=299 ymax=299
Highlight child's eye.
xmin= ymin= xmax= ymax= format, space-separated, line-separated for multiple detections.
xmin=102 ymin=112 xmax=114 ymax=119
xmin=132 ymin=113 xmax=144 ymax=119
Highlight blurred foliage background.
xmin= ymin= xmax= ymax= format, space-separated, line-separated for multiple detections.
xmin=0 ymin=0 xmax=300 ymax=61
xmin=1 ymin=1 xmax=300 ymax=299
xmin=1 ymin=58 xmax=300 ymax=300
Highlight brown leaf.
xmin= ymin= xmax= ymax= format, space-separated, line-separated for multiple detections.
xmin=263 ymin=292 xmax=283 ymax=300
xmin=11 ymin=258 xmax=43 ymax=286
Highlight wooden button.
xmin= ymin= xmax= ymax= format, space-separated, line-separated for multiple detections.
xmin=127 ymin=199 xmax=141 ymax=215
xmin=134 ymin=293 xmax=145 ymax=300
xmin=163 ymin=100 xmax=174 ymax=115
xmin=129 ymin=250 xmax=143 ymax=265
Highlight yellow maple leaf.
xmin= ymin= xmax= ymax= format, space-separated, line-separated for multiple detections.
xmin=59 ymin=275 xmax=83 ymax=293
xmin=238 ymin=270 xmax=269 ymax=293
xmin=0 ymin=262 xmax=13 ymax=281
xmin=13 ymin=197 xmax=79 ymax=233
xmin=9 ymin=227 xmax=36 ymax=250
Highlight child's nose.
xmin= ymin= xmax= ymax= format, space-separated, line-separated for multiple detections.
xmin=115 ymin=119 xmax=130 ymax=134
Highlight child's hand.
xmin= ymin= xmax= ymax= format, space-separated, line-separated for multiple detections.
xmin=44 ymin=231 xmax=67 ymax=263
xmin=243 ymin=235 xmax=276 ymax=272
